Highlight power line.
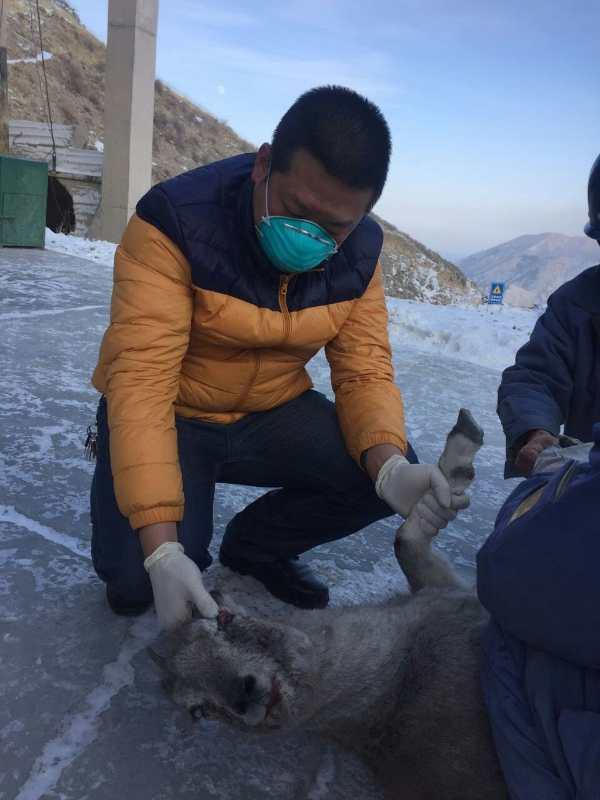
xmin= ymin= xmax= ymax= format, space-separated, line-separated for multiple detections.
xmin=34 ymin=0 xmax=56 ymax=172
xmin=28 ymin=1 xmax=46 ymax=131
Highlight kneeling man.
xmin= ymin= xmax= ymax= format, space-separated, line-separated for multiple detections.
xmin=90 ymin=86 xmax=464 ymax=629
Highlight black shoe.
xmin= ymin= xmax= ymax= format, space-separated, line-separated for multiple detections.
xmin=106 ymin=585 xmax=152 ymax=617
xmin=219 ymin=550 xmax=329 ymax=610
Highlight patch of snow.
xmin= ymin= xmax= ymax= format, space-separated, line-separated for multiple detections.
xmin=45 ymin=229 xmax=116 ymax=267
xmin=0 ymin=506 xmax=90 ymax=560
xmin=0 ymin=719 xmax=25 ymax=741
xmin=504 ymin=283 xmax=537 ymax=308
xmin=0 ymin=304 xmax=105 ymax=321
xmin=93 ymin=140 xmax=104 ymax=153
xmin=386 ymin=297 xmax=539 ymax=372
xmin=14 ymin=615 xmax=158 ymax=800
xmin=8 ymin=51 xmax=53 ymax=65
xmin=195 ymin=115 xmax=204 ymax=123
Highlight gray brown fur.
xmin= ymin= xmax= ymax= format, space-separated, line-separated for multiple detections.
xmin=150 ymin=412 xmax=507 ymax=799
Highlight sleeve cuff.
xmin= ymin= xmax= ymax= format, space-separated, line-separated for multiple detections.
xmin=129 ymin=505 xmax=184 ymax=531
xmin=352 ymin=431 xmax=407 ymax=466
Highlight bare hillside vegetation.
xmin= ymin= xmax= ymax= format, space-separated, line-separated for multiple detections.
xmin=5 ymin=0 xmax=477 ymax=303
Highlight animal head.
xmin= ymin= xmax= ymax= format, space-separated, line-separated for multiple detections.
xmin=149 ymin=604 xmax=316 ymax=731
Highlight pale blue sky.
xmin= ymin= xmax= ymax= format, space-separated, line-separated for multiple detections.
xmin=70 ymin=0 xmax=599 ymax=258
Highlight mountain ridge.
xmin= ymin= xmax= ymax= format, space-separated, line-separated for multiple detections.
xmin=459 ymin=231 xmax=599 ymax=306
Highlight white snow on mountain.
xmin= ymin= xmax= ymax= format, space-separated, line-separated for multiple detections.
xmin=459 ymin=232 xmax=599 ymax=306
xmin=8 ymin=51 xmax=53 ymax=64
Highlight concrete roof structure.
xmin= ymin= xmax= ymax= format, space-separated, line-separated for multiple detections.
xmin=8 ymin=119 xmax=103 ymax=179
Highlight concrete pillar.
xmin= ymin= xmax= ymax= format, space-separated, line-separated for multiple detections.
xmin=0 ymin=0 xmax=9 ymax=154
xmin=99 ymin=0 xmax=158 ymax=243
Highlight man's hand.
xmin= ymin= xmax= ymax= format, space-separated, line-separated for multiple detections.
xmin=139 ymin=523 xmax=218 ymax=630
xmin=515 ymin=429 xmax=559 ymax=476
xmin=412 ymin=489 xmax=470 ymax=538
xmin=374 ymin=452 xmax=454 ymax=518
xmin=144 ymin=542 xmax=218 ymax=630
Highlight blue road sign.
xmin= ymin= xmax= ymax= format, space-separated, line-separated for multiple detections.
xmin=488 ymin=282 xmax=505 ymax=305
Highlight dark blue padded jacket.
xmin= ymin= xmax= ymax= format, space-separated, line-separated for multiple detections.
xmin=477 ymin=426 xmax=600 ymax=798
xmin=497 ymin=263 xmax=600 ymax=477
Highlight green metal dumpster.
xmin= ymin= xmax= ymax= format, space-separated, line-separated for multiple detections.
xmin=0 ymin=154 xmax=48 ymax=248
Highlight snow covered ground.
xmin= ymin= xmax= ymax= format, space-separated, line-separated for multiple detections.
xmin=44 ymin=229 xmax=118 ymax=268
xmin=0 ymin=236 xmax=536 ymax=799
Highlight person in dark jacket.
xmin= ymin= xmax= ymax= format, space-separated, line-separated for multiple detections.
xmin=497 ymin=154 xmax=600 ymax=477
xmin=477 ymin=433 xmax=600 ymax=799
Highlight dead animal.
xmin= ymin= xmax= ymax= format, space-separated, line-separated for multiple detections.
xmin=150 ymin=411 xmax=508 ymax=800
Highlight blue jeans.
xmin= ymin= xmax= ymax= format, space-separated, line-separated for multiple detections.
xmin=90 ymin=391 xmax=417 ymax=604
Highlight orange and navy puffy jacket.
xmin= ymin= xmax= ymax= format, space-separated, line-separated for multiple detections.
xmin=92 ymin=154 xmax=407 ymax=529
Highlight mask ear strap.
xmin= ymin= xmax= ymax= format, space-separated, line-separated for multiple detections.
xmin=264 ymin=162 xmax=272 ymax=223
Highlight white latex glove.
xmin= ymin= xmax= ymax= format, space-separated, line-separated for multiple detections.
xmin=144 ymin=542 xmax=218 ymax=631
xmin=375 ymin=454 xmax=460 ymax=519
xmin=412 ymin=489 xmax=471 ymax=538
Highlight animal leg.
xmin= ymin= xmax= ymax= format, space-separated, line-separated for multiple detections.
xmin=395 ymin=409 xmax=484 ymax=592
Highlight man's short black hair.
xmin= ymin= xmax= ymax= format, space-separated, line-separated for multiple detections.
xmin=271 ymin=85 xmax=392 ymax=206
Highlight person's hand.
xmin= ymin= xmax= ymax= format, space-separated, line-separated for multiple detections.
xmin=144 ymin=542 xmax=218 ymax=630
xmin=375 ymin=454 xmax=459 ymax=518
xmin=411 ymin=489 xmax=471 ymax=538
xmin=515 ymin=429 xmax=559 ymax=476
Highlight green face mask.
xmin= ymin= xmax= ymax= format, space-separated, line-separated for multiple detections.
xmin=255 ymin=173 xmax=338 ymax=273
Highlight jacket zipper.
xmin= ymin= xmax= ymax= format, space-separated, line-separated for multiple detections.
xmin=279 ymin=275 xmax=292 ymax=341
xmin=238 ymin=276 xmax=291 ymax=408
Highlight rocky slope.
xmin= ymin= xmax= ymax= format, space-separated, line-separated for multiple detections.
xmin=5 ymin=0 xmax=477 ymax=303
xmin=374 ymin=215 xmax=480 ymax=304
xmin=459 ymin=232 xmax=599 ymax=306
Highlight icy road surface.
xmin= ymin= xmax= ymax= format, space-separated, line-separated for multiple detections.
xmin=0 ymin=244 xmax=527 ymax=800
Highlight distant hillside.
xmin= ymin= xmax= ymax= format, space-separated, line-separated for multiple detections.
xmin=6 ymin=0 xmax=252 ymax=181
xmin=5 ymin=0 xmax=477 ymax=304
xmin=374 ymin=215 xmax=480 ymax=304
xmin=459 ymin=233 xmax=599 ymax=306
